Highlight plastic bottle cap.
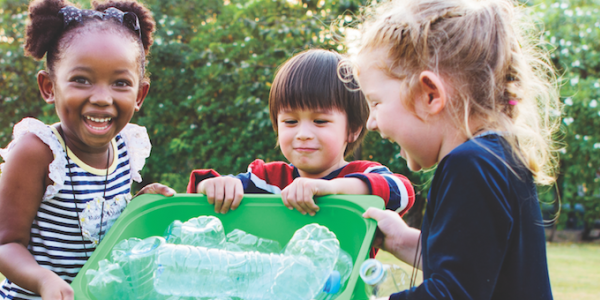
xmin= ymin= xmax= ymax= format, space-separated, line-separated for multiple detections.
xmin=360 ymin=259 xmax=384 ymax=285
xmin=323 ymin=270 xmax=341 ymax=294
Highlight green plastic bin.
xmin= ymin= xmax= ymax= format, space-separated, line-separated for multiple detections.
xmin=71 ymin=194 xmax=384 ymax=300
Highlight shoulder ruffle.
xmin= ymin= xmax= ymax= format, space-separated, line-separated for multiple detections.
xmin=119 ymin=123 xmax=151 ymax=183
xmin=0 ymin=118 xmax=67 ymax=200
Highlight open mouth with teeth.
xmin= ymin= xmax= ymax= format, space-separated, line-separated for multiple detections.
xmin=85 ymin=116 xmax=113 ymax=131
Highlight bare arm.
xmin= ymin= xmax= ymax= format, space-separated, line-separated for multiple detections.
xmin=0 ymin=133 xmax=74 ymax=299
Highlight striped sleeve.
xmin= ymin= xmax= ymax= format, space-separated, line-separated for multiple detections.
xmin=235 ymin=159 xmax=295 ymax=194
xmin=186 ymin=160 xmax=295 ymax=194
xmin=343 ymin=162 xmax=415 ymax=216
xmin=186 ymin=169 xmax=221 ymax=193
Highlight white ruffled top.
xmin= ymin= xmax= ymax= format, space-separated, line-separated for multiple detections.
xmin=0 ymin=117 xmax=151 ymax=201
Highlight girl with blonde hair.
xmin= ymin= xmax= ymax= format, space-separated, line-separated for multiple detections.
xmin=351 ymin=0 xmax=560 ymax=298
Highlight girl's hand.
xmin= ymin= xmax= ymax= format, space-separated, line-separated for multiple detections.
xmin=281 ymin=178 xmax=331 ymax=216
xmin=38 ymin=273 xmax=74 ymax=300
xmin=135 ymin=183 xmax=176 ymax=197
xmin=363 ymin=207 xmax=422 ymax=268
xmin=362 ymin=207 xmax=407 ymax=251
xmin=197 ymin=177 xmax=244 ymax=214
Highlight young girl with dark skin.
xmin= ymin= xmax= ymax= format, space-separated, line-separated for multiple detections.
xmin=0 ymin=1 xmax=174 ymax=299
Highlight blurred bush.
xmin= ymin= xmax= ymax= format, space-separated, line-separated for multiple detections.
xmin=1 ymin=0 xmax=599 ymax=228
xmin=535 ymin=0 xmax=600 ymax=229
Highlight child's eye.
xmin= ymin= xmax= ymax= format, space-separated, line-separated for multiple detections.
xmin=283 ymin=120 xmax=298 ymax=125
xmin=114 ymin=80 xmax=132 ymax=87
xmin=73 ymin=77 xmax=90 ymax=85
xmin=314 ymin=119 xmax=329 ymax=125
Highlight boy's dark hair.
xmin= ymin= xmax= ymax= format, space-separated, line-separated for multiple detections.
xmin=24 ymin=0 xmax=155 ymax=83
xmin=269 ymin=49 xmax=369 ymax=157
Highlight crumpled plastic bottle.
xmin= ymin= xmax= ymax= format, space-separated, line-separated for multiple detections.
xmin=313 ymin=249 xmax=354 ymax=300
xmin=85 ymin=220 xmax=346 ymax=300
xmin=126 ymin=236 xmax=168 ymax=300
xmin=153 ymin=223 xmax=339 ymax=300
xmin=223 ymin=228 xmax=282 ymax=253
xmin=164 ymin=216 xmax=225 ymax=248
xmin=359 ymin=258 xmax=410 ymax=298
xmin=85 ymin=259 xmax=130 ymax=300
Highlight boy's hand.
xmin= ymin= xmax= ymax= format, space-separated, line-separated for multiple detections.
xmin=39 ymin=273 xmax=74 ymax=300
xmin=198 ymin=177 xmax=244 ymax=214
xmin=135 ymin=183 xmax=176 ymax=197
xmin=281 ymin=178 xmax=335 ymax=216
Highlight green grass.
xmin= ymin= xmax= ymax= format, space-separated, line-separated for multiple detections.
xmin=546 ymin=243 xmax=600 ymax=300
xmin=0 ymin=243 xmax=597 ymax=299
xmin=375 ymin=250 xmax=424 ymax=287
xmin=375 ymin=242 xmax=600 ymax=299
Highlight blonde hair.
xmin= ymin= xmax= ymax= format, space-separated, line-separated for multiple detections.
xmin=348 ymin=0 xmax=561 ymax=185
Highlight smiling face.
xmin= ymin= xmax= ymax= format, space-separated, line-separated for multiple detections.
xmin=356 ymin=56 xmax=442 ymax=171
xmin=41 ymin=30 xmax=146 ymax=155
xmin=277 ymin=108 xmax=353 ymax=178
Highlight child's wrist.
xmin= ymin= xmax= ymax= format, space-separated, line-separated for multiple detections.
xmin=36 ymin=267 xmax=62 ymax=293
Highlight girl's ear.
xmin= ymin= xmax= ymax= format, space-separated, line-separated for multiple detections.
xmin=418 ymin=71 xmax=447 ymax=116
xmin=37 ymin=71 xmax=55 ymax=104
xmin=135 ymin=81 xmax=150 ymax=111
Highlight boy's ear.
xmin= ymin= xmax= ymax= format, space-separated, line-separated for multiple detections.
xmin=418 ymin=71 xmax=447 ymax=115
xmin=37 ymin=71 xmax=55 ymax=104
xmin=347 ymin=127 xmax=362 ymax=144
xmin=135 ymin=81 xmax=150 ymax=111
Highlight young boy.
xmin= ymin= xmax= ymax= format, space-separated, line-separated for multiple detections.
xmin=187 ymin=49 xmax=414 ymax=218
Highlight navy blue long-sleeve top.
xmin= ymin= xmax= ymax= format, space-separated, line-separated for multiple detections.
xmin=391 ymin=133 xmax=552 ymax=300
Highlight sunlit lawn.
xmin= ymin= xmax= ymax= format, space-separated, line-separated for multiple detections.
xmin=0 ymin=243 xmax=597 ymax=299
xmin=375 ymin=242 xmax=600 ymax=300
xmin=546 ymin=243 xmax=600 ymax=300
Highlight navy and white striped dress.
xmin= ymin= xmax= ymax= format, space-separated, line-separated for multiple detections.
xmin=0 ymin=118 xmax=150 ymax=300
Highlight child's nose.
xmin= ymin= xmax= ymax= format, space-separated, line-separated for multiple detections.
xmin=89 ymin=86 xmax=113 ymax=106
xmin=296 ymin=122 xmax=315 ymax=140
xmin=366 ymin=114 xmax=378 ymax=132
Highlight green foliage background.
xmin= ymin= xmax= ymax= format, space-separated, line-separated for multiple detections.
xmin=535 ymin=0 xmax=600 ymax=229
xmin=0 ymin=0 xmax=599 ymax=229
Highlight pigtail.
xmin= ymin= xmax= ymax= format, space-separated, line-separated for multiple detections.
xmin=25 ymin=0 xmax=74 ymax=60
xmin=92 ymin=0 xmax=155 ymax=55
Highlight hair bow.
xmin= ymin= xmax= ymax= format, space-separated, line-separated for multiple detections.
xmin=58 ymin=6 xmax=141 ymax=40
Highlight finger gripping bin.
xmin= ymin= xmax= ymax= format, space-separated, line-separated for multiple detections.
xmin=71 ymin=194 xmax=384 ymax=300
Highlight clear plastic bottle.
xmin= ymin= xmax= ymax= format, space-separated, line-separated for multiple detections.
xmin=359 ymin=259 xmax=410 ymax=298
xmin=154 ymin=223 xmax=340 ymax=300
xmin=312 ymin=248 xmax=354 ymax=300
xmin=276 ymin=224 xmax=341 ymax=299
xmin=86 ymin=223 xmax=342 ymax=299
xmin=126 ymin=236 xmax=168 ymax=300
xmin=224 ymin=228 xmax=282 ymax=253
xmin=85 ymin=259 xmax=131 ymax=300
xmin=109 ymin=237 xmax=142 ymax=293
xmin=85 ymin=237 xmax=166 ymax=300
xmin=164 ymin=216 xmax=225 ymax=247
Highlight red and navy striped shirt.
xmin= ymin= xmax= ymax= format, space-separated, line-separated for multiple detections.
xmin=188 ymin=159 xmax=415 ymax=216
